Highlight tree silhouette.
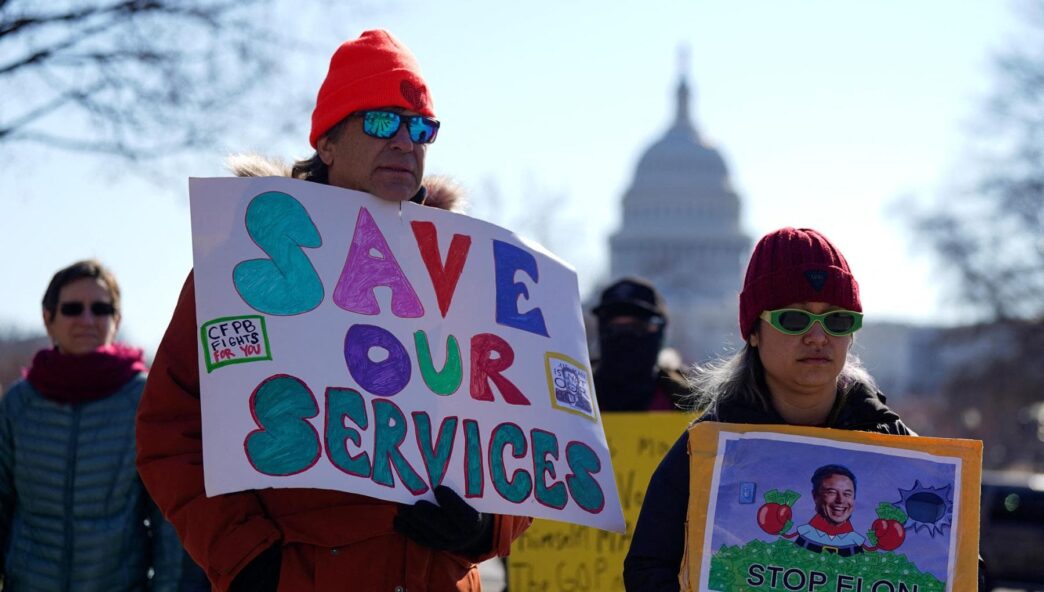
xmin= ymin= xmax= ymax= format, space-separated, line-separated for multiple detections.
xmin=0 ymin=0 xmax=320 ymax=159
xmin=912 ymin=2 xmax=1043 ymax=322
xmin=911 ymin=0 xmax=1044 ymax=470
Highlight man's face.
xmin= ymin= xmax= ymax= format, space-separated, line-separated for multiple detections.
xmin=318 ymin=107 xmax=427 ymax=202
xmin=813 ymin=473 xmax=855 ymax=525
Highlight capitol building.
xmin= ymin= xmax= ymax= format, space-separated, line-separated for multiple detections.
xmin=607 ymin=73 xmax=750 ymax=363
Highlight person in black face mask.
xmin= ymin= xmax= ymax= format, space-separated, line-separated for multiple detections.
xmin=592 ymin=277 xmax=690 ymax=411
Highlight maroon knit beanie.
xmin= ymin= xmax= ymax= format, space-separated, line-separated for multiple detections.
xmin=309 ymin=29 xmax=435 ymax=148
xmin=738 ymin=227 xmax=861 ymax=340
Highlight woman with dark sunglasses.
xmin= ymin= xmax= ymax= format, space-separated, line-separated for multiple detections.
xmin=0 ymin=260 xmax=205 ymax=591
xmin=623 ymin=227 xmax=918 ymax=591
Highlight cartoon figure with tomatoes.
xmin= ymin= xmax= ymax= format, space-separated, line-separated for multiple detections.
xmin=756 ymin=464 xmax=908 ymax=557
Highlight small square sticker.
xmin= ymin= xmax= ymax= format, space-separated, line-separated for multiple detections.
xmin=200 ymin=315 xmax=272 ymax=372
xmin=739 ymin=482 xmax=757 ymax=504
xmin=545 ymin=353 xmax=596 ymax=421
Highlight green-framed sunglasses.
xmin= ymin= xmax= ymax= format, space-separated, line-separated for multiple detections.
xmin=759 ymin=308 xmax=863 ymax=337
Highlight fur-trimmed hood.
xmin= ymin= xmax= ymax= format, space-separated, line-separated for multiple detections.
xmin=224 ymin=153 xmax=464 ymax=212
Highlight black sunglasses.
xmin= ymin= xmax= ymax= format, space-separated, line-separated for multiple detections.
xmin=59 ymin=301 xmax=117 ymax=317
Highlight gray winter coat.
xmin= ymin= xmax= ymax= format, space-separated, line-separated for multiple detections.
xmin=0 ymin=374 xmax=184 ymax=591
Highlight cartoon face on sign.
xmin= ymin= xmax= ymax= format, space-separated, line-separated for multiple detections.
xmin=545 ymin=353 xmax=595 ymax=419
xmin=557 ymin=367 xmax=583 ymax=404
xmin=704 ymin=435 xmax=960 ymax=592
xmin=754 ymin=465 xmax=910 ymax=557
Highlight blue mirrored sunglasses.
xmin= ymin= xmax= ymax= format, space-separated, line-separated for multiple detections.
xmin=360 ymin=110 xmax=440 ymax=144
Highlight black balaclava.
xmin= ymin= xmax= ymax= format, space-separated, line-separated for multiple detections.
xmin=594 ymin=314 xmax=665 ymax=412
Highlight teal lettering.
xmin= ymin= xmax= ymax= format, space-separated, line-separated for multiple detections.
xmin=463 ymin=419 xmax=484 ymax=497
xmin=413 ymin=412 xmax=457 ymax=489
xmin=531 ymin=429 xmax=566 ymax=509
xmin=324 ymin=387 xmax=371 ymax=477
xmin=565 ymin=441 xmax=604 ymax=513
xmin=245 ymin=375 xmax=320 ymax=475
xmin=489 ymin=423 xmax=532 ymax=503
xmin=371 ymin=400 xmax=428 ymax=494
xmin=234 ymin=192 xmax=324 ymax=315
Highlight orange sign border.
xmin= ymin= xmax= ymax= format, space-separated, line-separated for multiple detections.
xmin=683 ymin=422 xmax=983 ymax=591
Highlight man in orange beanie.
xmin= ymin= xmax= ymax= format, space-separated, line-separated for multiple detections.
xmin=293 ymin=29 xmax=439 ymax=204
xmin=136 ymin=30 xmax=531 ymax=592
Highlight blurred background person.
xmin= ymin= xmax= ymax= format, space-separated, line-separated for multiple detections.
xmin=592 ymin=277 xmax=689 ymax=411
xmin=0 ymin=259 xmax=205 ymax=591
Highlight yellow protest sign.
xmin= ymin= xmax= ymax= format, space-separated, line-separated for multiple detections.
xmin=510 ymin=412 xmax=693 ymax=591
xmin=684 ymin=423 xmax=983 ymax=592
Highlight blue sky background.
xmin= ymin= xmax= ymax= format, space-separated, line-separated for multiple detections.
xmin=709 ymin=436 xmax=959 ymax=581
xmin=1 ymin=0 xmax=1026 ymax=354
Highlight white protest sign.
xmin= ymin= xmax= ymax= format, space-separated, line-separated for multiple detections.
xmin=190 ymin=176 xmax=624 ymax=532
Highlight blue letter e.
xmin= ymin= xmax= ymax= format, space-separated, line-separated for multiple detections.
xmin=493 ymin=240 xmax=549 ymax=337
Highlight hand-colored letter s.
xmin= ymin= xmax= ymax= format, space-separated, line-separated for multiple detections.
xmin=234 ymin=191 xmax=324 ymax=315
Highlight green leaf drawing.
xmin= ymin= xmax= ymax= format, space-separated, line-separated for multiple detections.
xmin=875 ymin=502 xmax=908 ymax=523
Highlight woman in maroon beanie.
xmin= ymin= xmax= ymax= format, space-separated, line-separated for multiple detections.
xmin=623 ymin=227 xmax=915 ymax=591
xmin=0 ymin=260 xmax=201 ymax=591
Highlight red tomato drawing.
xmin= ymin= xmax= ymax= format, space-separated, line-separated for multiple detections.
xmin=756 ymin=502 xmax=792 ymax=535
xmin=872 ymin=518 xmax=906 ymax=551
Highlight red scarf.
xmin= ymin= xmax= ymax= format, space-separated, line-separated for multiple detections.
xmin=26 ymin=344 xmax=148 ymax=405
xmin=809 ymin=514 xmax=855 ymax=536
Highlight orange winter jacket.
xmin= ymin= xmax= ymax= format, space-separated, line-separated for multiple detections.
xmin=136 ymin=273 xmax=532 ymax=591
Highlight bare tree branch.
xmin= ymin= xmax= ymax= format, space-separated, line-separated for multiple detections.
xmin=0 ymin=0 xmax=332 ymax=160
xmin=909 ymin=20 xmax=1044 ymax=322
xmin=907 ymin=0 xmax=1044 ymax=471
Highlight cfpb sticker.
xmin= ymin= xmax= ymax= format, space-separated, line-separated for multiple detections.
xmin=200 ymin=315 xmax=272 ymax=372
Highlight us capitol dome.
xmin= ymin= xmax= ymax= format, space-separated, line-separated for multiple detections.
xmin=608 ymin=70 xmax=750 ymax=362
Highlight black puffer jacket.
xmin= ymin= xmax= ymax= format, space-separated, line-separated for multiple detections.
xmin=623 ymin=384 xmax=912 ymax=591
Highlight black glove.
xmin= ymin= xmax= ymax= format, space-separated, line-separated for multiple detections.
xmin=393 ymin=485 xmax=494 ymax=556
xmin=229 ymin=543 xmax=281 ymax=592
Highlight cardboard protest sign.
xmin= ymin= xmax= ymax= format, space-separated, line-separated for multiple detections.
xmin=510 ymin=412 xmax=693 ymax=591
xmin=684 ymin=423 xmax=982 ymax=592
xmin=189 ymin=176 xmax=624 ymax=532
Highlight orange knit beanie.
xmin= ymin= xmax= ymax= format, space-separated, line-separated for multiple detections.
xmin=309 ymin=29 xmax=435 ymax=148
